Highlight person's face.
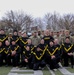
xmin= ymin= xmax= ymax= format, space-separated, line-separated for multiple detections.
xmin=45 ymin=30 xmax=49 ymax=36
xmin=40 ymin=39 xmax=44 ymax=44
xmin=65 ymin=31 xmax=69 ymax=35
xmin=0 ymin=42 xmax=2 ymax=46
xmin=65 ymin=38 xmax=70 ymax=43
xmin=18 ymin=32 xmax=21 ymax=36
xmin=13 ymin=32 xmax=17 ymax=36
xmin=27 ymin=39 xmax=32 ymax=44
xmin=57 ymin=32 xmax=59 ymax=36
xmin=22 ymin=33 xmax=27 ymax=37
xmin=54 ymin=39 xmax=58 ymax=45
xmin=5 ymin=41 xmax=10 ymax=46
xmin=49 ymin=41 xmax=54 ymax=46
xmin=1 ymin=30 xmax=5 ymax=34
xmin=37 ymin=47 xmax=41 ymax=51
xmin=33 ymin=32 xmax=37 ymax=36
xmin=12 ymin=41 xmax=16 ymax=45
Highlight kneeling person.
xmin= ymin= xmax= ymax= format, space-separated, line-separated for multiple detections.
xmin=21 ymin=45 xmax=33 ymax=69
xmin=10 ymin=40 xmax=20 ymax=67
xmin=33 ymin=45 xmax=46 ymax=70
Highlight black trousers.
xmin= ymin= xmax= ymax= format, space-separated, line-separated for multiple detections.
xmin=62 ymin=54 xmax=73 ymax=66
xmin=21 ymin=58 xmax=33 ymax=69
xmin=50 ymin=58 xmax=60 ymax=69
xmin=33 ymin=60 xmax=46 ymax=70
xmin=11 ymin=54 xmax=20 ymax=67
xmin=3 ymin=54 xmax=11 ymax=65
xmin=45 ymin=55 xmax=60 ymax=69
xmin=0 ymin=54 xmax=3 ymax=66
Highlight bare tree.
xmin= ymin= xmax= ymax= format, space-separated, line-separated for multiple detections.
xmin=21 ymin=15 xmax=33 ymax=32
xmin=33 ymin=18 xmax=44 ymax=30
xmin=44 ymin=13 xmax=52 ymax=29
xmin=44 ymin=12 xmax=60 ymax=30
xmin=63 ymin=14 xmax=74 ymax=31
xmin=1 ymin=10 xmax=33 ymax=33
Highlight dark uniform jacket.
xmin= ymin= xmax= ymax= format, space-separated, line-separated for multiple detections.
xmin=3 ymin=45 xmax=11 ymax=55
xmin=19 ymin=37 xmax=28 ymax=47
xmin=23 ymin=50 xmax=32 ymax=60
xmin=61 ymin=43 xmax=74 ymax=55
xmin=43 ymin=36 xmax=54 ymax=45
xmin=32 ymin=46 xmax=46 ymax=63
xmin=0 ymin=34 xmax=8 ymax=46
xmin=0 ymin=46 xmax=4 ymax=54
xmin=46 ymin=45 xmax=60 ymax=58
xmin=10 ymin=44 xmax=20 ymax=54
xmin=37 ymin=44 xmax=47 ymax=51
xmin=12 ymin=35 xmax=19 ymax=45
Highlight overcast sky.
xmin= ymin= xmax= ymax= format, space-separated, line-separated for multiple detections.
xmin=0 ymin=0 xmax=74 ymax=18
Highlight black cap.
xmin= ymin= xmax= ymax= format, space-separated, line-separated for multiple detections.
xmin=13 ymin=30 xmax=17 ymax=32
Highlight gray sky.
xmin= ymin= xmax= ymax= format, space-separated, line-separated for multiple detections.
xmin=0 ymin=0 xmax=74 ymax=18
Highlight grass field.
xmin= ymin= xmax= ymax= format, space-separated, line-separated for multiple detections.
xmin=0 ymin=66 xmax=12 ymax=75
xmin=0 ymin=66 xmax=74 ymax=75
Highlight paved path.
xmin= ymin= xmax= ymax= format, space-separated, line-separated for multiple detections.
xmin=8 ymin=67 xmax=43 ymax=75
xmin=58 ymin=67 xmax=74 ymax=75
xmin=46 ymin=65 xmax=55 ymax=75
xmin=8 ymin=66 xmax=74 ymax=75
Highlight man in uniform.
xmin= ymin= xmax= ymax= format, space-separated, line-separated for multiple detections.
xmin=3 ymin=40 xmax=11 ymax=66
xmin=21 ymin=44 xmax=33 ymax=69
xmin=61 ymin=37 xmax=74 ymax=68
xmin=12 ymin=30 xmax=19 ymax=45
xmin=10 ymin=40 xmax=20 ymax=67
xmin=0 ymin=41 xmax=4 ymax=66
xmin=45 ymin=40 xmax=60 ymax=70
xmin=19 ymin=32 xmax=28 ymax=54
xmin=30 ymin=31 xmax=41 ymax=46
xmin=59 ymin=30 xmax=74 ymax=45
xmin=32 ymin=45 xmax=46 ymax=70
xmin=0 ymin=29 xmax=8 ymax=46
xmin=37 ymin=39 xmax=48 ymax=51
xmin=43 ymin=30 xmax=54 ymax=45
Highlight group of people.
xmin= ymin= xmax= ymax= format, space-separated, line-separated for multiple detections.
xmin=0 ymin=29 xmax=74 ymax=70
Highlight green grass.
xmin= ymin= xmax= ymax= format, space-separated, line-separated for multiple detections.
xmin=66 ymin=68 xmax=74 ymax=73
xmin=54 ymin=69 xmax=63 ymax=75
xmin=43 ymin=70 xmax=51 ymax=75
xmin=0 ymin=66 xmax=12 ymax=75
xmin=0 ymin=66 xmax=74 ymax=75
xmin=42 ymin=67 xmax=51 ymax=75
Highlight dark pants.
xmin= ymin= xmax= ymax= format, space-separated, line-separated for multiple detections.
xmin=50 ymin=58 xmax=60 ymax=69
xmin=11 ymin=54 xmax=20 ymax=67
xmin=62 ymin=54 xmax=73 ymax=67
xmin=21 ymin=58 xmax=33 ymax=69
xmin=45 ymin=55 xmax=60 ymax=70
xmin=33 ymin=60 xmax=46 ymax=70
xmin=3 ymin=54 xmax=11 ymax=65
xmin=0 ymin=54 xmax=3 ymax=66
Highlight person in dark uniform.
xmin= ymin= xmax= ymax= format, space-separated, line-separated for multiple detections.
xmin=61 ymin=37 xmax=74 ymax=68
xmin=38 ymin=39 xmax=48 ymax=51
xmin=3 ymin=40 xmax=11 ymax=66
xmin=12 ymin=30 xmax=19 ymax=45
xmin=0 ymin=41 xmax=4 ymax=66
xmin=45 ymin=40 xmax=60 ymax=70
xmin=26 ymin=39 xmax=35 ymax=52
xmin=10 ymin=40 xmax=20 ymax=67
xmin=32 ymin=45 xmax=46 ymax=70
xmin=0 ymin=29 xmax=8 ymax=46
xmin=43 ymin=30 xmax=54 ymax=45
xmin=19 ymin=32 xmax=28 ymax=54
xmin=21 ymin=45 xmax=33 ymax=69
